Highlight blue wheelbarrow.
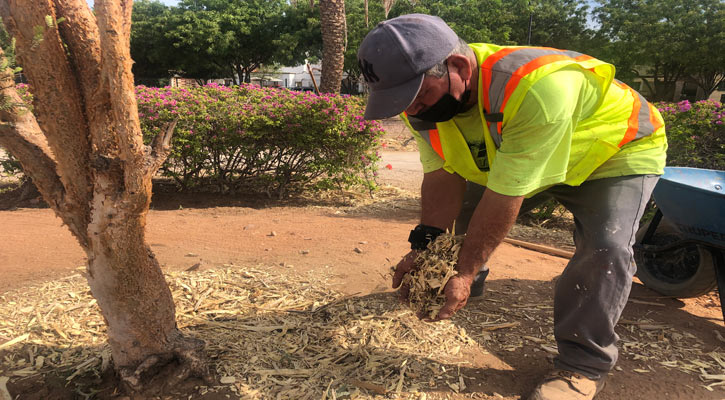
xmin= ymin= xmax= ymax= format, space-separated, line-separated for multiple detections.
xmin=633 ymin=167 xmax=725 ymax=319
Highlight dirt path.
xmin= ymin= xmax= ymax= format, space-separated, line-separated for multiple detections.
xmin=1 ymin=141 xmax=724 ymax=399
xmin=0 ymin=202 xmax=570 ymax=297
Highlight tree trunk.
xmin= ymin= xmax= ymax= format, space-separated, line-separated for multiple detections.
xmin=693 ymin=70 xmax=725 ymax=100
xmin=86 ymin=202 xmax=205 ymax=390
xmin=319 ymin=0 xmax=346 ymax=93
xmin=654 ymin=80 xmax=677 ymax=102
xmin=383 ymin=0 xmax=396 ymax=19
xmin=364 ymin=0 xmax=369 ymax=27
xmin=0 ymin=0 xmax=208 ymax=394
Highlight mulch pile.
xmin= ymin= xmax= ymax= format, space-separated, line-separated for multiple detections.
xmin=1 ymin=265 xmax=724 ymax=398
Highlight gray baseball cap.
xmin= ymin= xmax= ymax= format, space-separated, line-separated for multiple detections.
xmin=358 ymin=14 xmax=459 ymax=120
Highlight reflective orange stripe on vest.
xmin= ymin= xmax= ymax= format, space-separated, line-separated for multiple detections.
xmin=482 ymin=47 xmax=594 ymax=144
xmin=428 ymin=128 xmax=443 ymax=158
xmin=613 ymin=80 xmax=664 ymax=147
xmin=482 ymin=47 xmax=658 ymax=148
xmin=403 ymin=112 xmax=445 ymax=159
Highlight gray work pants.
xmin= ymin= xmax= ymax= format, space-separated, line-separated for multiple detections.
xmin=456 ymin=174 xmax=659 ymax=379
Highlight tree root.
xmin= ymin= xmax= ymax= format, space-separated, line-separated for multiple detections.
xmin=118 ymin=335 xmax=212 ymax=396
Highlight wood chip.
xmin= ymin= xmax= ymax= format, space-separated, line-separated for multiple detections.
xmin=627 ymin=299 xmax=665 ymax=307
xmin=395 ymin=360 xmax=408 ymax=394
xmin=348 ymin=379 xmax=387 ymax=395
xmin=0 ymin=377 xmax=12 ymax=400
xmin=402 ymin=233 xmax=462 ymax=320
xmin=482 ymin=322 xmax=520 ymax=331
xmin=0 ymin=333 xmax=29 ymax=350
xmin=540 ymin=345 xmax=559 ymax=355
xmin=0 ymin=265 xmax=722 ymax=398
xmin=522 ymin=335 xmax=546 ymax=344
xmin=254 ymin=368 xmax=314 ymax=377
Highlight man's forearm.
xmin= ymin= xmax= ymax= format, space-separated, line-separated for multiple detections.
xmin=420 ymin=168 xmax=467 ymax=231
xmin=455 ymin=189 xmax=524 ymax=282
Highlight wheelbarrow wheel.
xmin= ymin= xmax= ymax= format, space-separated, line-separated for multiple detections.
xmin=634 ymin=217 xmax=717 ymax=298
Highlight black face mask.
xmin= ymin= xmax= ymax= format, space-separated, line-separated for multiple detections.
xmin=412 ymin=64 xmax=471 ymax=123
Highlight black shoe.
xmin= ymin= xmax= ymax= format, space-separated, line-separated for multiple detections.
xmin=469 ymin=269 xmax=489 ymax=298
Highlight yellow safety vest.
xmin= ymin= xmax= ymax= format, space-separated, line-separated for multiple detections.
xmin=402 ymin=43 xmax=665 ymax=193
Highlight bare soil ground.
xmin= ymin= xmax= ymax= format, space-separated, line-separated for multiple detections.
xmin=0 ymin=119 xmax=723 ymax=399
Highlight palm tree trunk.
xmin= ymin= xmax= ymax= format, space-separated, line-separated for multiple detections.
xmin=319 ymin=0 xmax=346 ymax=93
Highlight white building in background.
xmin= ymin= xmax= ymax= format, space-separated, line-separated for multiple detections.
xmin=169 ymin=61 xmax=365 ymax=93
xmin=250 ymin=61 xmax=365 ymax=93
xmin=250 ymin=62 xmax=322 ymax=91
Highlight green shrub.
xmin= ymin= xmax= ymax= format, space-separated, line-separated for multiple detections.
xmin=137 ymin=84 xmax=383 ymax=198
xmin=656 ymin=100 xmax=725 ymax=171
xmin=0 ymin=153 xmax=22 ymax=178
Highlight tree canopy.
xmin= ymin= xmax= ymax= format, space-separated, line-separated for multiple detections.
xmin=594 ymin=0 xmax=725 ymax=100
xmin=131 ymin=0 xmax=178 ymax=84
xmin=505 ymin=0 xmax=594 ymax=51
xmin=340 ymin=0 xmax=601 ymax=91
xmin=127 ymin=0 xmax=724 ymax=101
xmin=131 ymin=0 xmax=320 ymax=85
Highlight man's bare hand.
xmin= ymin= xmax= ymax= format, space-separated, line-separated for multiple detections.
xmin=430 ymin=274 xmax=473 ymax=321
xmin=392 ymin=250 xmax=418 ymax=302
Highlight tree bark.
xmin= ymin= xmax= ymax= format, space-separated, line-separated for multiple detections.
xmin=0 ymin=0 xmax=92 ymax=242
xmin=319 ymin=0 xmax=346 ymax=93
xmin=383 ymin=0 xmax=396 ymax=19
xmin=693 ymin=70 xmax=725 ymax=100
xmin=364 ymin=0 xmax=368 ymax=27
xmin=0 ymin=0 xmax=207 ymax=394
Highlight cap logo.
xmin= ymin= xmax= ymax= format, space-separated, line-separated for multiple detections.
xmin=358 ymin=58 xmax=379 ymax=83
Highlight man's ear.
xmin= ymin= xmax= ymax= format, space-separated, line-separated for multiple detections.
xmin=447 ymin=54 xmax=473 ymax=81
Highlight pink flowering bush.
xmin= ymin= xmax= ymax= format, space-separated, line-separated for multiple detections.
xmin=656 ymin=100 xmax=725 ymax=171
xmin=6 ymin=83 xmax=383 ymax=197
xmin=137 ymin=84 xmax=384 ymax=197
xmin=14 ymin=83 xmax=33 ymax=106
